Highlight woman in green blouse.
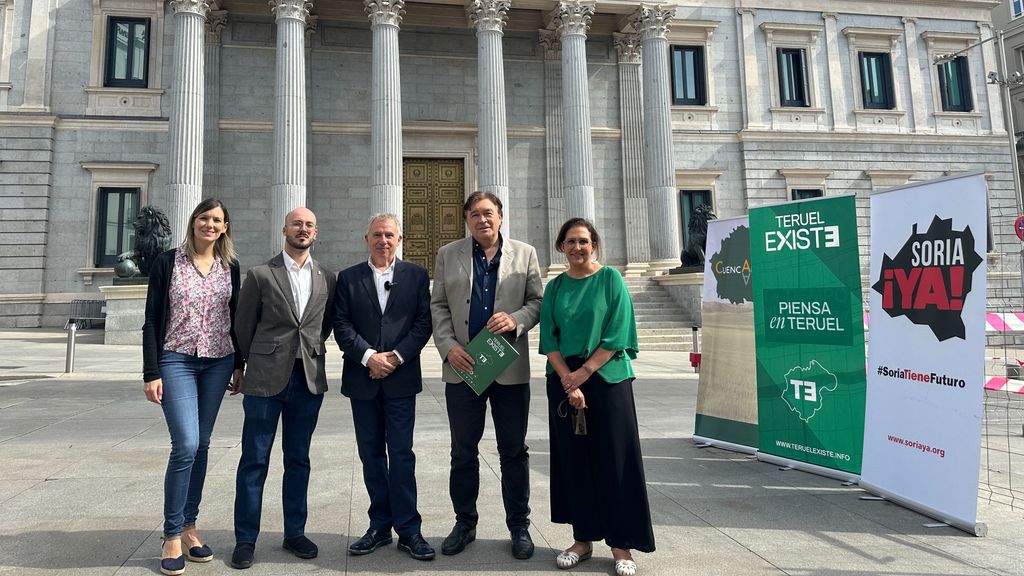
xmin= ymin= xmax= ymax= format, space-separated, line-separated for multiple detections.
xmin=539 ymin=218 xmax=654 ymax=576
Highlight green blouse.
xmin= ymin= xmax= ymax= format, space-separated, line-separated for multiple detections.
xmin=538 ymin=266 xmax=638 ymax=383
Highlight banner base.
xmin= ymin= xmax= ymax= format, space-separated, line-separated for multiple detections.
xmin=756 ymin=452 xmax=860 ymax=484
xmin=692 ymin=435 xmax=757 ymax=455
xmin=858 ymin=479 xmax=987 ymax=537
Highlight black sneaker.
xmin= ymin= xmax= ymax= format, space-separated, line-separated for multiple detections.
xmin=397 ymin=533 xmax=435 ymax=560
xmin=441 ymin=523 xmax=476 ymax=555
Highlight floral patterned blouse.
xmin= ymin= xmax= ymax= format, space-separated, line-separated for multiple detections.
xmin=163 ymin=247 xmax=234 ymax=359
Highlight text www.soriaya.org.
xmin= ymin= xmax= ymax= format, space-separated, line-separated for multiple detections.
xmin=887 ymin=434 xmax=945 ymax=458
xmin=876 ymin=365 xmax=965 ymax=388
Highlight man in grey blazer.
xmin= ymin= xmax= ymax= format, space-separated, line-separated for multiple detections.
xmin=430 ymin=191 xmax=543 ymax=559
xmin=229 ymin=207 xmax=336 ymax=570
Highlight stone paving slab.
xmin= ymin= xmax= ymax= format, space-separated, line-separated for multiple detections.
xmin=0 ymin=329 xmax=1023 ymax=575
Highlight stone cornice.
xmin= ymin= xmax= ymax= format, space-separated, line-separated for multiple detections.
xmin=613 ymin=32 xmax=642 ymax=64
xmin=169 ymin=0 xmax=210 ymax=18
xmin=466 ymin=0 xmax=510 ymax=33
xmin=269 ymin=0 xmax=310 ymax=23
xmin=365 ymin=0 xmax=405 ymax=28
xmin=538 ymin=28 xmax=561 ymax=59
xmin=629 ymin=4 xmax=675 ymax=42
xmin=552 ymin=0 xmax=595 ymax=38
xmin=205 ymin=9 xmax=227 ymax=44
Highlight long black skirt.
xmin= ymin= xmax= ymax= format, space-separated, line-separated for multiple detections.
xmin=546 ymin=360 xmax=655 ymax=552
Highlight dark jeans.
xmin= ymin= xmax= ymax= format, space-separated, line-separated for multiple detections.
xmin=158 ymin=351 xmax=234 ymax=537
xmin=234 ymin=361 xmax=324 ymax=544
xmin=350 ymin=393 xmax=422 ymax=538
xmin=445 ymin=381 xmax=531 ymax=530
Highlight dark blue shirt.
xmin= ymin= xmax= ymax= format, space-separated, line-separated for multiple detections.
xmin=468 ymin=236 xmax=502 ymax=340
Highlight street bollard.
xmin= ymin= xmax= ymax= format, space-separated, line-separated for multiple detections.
xmin=689 ymin=326 xmax=701 ymax=372
xmin=65 ymin=322 xmax=77 ymax=373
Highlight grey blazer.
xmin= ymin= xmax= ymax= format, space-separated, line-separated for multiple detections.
xmin=234 ymin=253 xmax=336 ymax=397
xmin=431 ymin=236 xmax=543 ymax=385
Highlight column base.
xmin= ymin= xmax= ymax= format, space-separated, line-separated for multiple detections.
xmin=644 ymin=259 xmax=680 ymax=276
xmin=622 ymin=262 xmax=649 ymax=277
xmin=545 ymin=263 xmax=566 ymax=277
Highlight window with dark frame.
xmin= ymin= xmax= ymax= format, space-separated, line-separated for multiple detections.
xmin=104 ymin=17 xmax=150 ymax=88
xmin=859 ymin=51 xmax=894 ymax=109
xmin=95 ymin=188 xmax=139 ymax=268
xmin=791 ymin=188 xmax=823 ymax=201
xmin=679 ymin=190 xmax=712 ymax=248
xmin=777 ymin=47 xmax=809 ymax=107
xmin=670 ymin=45 xmax=707 ymax=106
xmin=1014 ymin=0 xmax=1023 ymax=19
xmin=937 ymin=55 xmax=973 ymax=112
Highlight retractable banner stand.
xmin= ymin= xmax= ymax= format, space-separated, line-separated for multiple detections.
xmin=860 ymin=172 xmax=988 ymax=536
xmin=749 ymin=195 xmax=867 ymax=480
xmin=694 ymin=216 xmax=758 ymax=452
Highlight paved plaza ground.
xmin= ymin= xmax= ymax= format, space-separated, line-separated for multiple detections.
xmin=1 ymin=328 xmax=1023 ymax=576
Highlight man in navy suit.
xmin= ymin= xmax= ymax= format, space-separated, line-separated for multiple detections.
xmin=333 ymin=213 xmax=435 ymax=561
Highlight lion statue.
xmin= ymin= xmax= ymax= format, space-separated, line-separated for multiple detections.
xmin=132 ymin=205 xmax=173 ymax=277
xmin=681 ymin=203 xmax=716 ymax=268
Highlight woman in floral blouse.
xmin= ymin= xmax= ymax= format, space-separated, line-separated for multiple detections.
xmin=142 ymin=198 xmax=244 ymax=576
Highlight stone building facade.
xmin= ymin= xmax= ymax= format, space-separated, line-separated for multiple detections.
xmin=0 ymin=0 xmax=1018 ymax=327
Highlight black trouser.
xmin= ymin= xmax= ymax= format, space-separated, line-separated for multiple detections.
xmin=445 ymin=381 xmax=531 ymax=530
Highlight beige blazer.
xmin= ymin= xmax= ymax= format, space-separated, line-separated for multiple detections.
xmin=234 ymin=253 xmax=336 ymax=397
xmin=431 ymin=236 xmax=543 ymax=385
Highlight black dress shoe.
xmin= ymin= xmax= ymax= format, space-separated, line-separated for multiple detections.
xmin=230 ymin=543 xmax=255 ymax=570
xmin=348 ymin=528 xmax=393 ymax=555
xmin=441 ymin=523 xmax=476 ymax=555
xmin=397 ymin=533 xmax=435 ymax=561
xmin=510 ymin=527 xmax=534 ymax=559
xmin=282 ymin=535 xmax=318 ymax=559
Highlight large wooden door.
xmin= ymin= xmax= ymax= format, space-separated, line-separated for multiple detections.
xmin=403 ymin=158 xmax=465 ymax=276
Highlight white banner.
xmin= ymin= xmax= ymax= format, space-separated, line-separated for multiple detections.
xmin=861 ymin=172 xmax=988 ymax=535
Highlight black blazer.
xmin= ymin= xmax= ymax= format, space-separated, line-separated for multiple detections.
xmin=332 ymin=259 xmax=433 ymax=400
xmin=141 ymin=248 xmax=243 ymax=383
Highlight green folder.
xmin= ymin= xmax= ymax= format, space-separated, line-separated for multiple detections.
xmin=452 ymin=328 xmax=520 ymax=395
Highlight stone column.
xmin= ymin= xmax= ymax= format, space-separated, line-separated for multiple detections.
xmin=902 ymin=17 xmax=930 ymax=133
xmin=366 ymin=0 xmax=406 ymax=237
xmin=822 ymin=12 xmax=849 ymax=131
xmin=204 ymin=5 xmax=227 ymax=197
xmin=468 ymin=0 xmax=511 ymax=237
xmin=614 ymin=32 xmax=649 ymax=277
xmin=20 ymin=0 xmax=54 ymax=111
xmin=270 ymin=0 xmax=311 ymax=253
xmin=540 ymin=29 xmax=566 ymax=275
xmin=0 ymin=0 xmax=15 ymax=110
xmin=167 ymin=0 xmax=210 ymax=245
xmin=979 ymin=22 xmax=1006 ymax=135
xmin=631 ymin=4 xmax=680 ymax=274
xmin=737 ymin=8 xmax=764 ymax=130
xmin=553 ymin=0 xmax=595 ymax=222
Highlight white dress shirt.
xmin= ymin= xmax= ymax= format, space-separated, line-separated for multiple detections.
xmin=361 ymin=258 xmax=404 ymax=367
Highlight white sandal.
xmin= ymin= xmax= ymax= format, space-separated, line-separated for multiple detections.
xmin=615 ymin=558 xmax=637 ymax=576
xmin=555 ymin=546 xmax=593 ymax=569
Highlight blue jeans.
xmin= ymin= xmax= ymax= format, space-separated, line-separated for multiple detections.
xmin=234 ymin=361 xmax=324 ymax=544
xmin=159 ymin=350 xmax=234 ymax=537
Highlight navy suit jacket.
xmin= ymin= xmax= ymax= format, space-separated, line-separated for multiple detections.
xmin=333 ymin=259 xmax=433 ymax=400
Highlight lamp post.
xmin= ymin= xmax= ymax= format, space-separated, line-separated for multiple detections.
xmin=935 ymin=29 xmax=1024 ymax=215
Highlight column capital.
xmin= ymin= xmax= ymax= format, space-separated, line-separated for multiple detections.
xmin=365 ymin=0 xmax=405 ymax=27
xmin=821 ymin=11 xmax=837 ymax=22
xmin=269 ymin=0 xmax=310 ymax=22
xmin=737 ymin=8 xmax=756 ymax=17
xmin=205 ymin=10 xmax=227 ymax=44
xmin=901 ymin=16 xmax=917 ymax=26
xmin=170 ymin=0 xmax=210 ymax=17
xmin=538 ymin=28 xmax=561 ymax=59
xmin=467 ymin=0 xmax=510 ymax=33
xmin=553 ymin=0 xmax=594 ymax=38
xmin=613 ymin=32 xmax=642 ymax=64
xmin=629 ymin=4 xmax=675 ymax=41
xmin=977 ymin=21 xmax=993 ymax=32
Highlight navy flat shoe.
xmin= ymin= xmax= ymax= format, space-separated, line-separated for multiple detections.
xmin=185 ymin=544 xmax=213 ymax=562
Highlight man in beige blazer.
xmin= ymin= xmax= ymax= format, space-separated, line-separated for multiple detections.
xmin=230 ymin=207 xmax=336 ymax=569
xmin=430 ymin=191 xmax=543 ymax=560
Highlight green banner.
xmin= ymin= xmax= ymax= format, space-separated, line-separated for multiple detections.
xmin=749 ymin=196 xmax=866 ymax=474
